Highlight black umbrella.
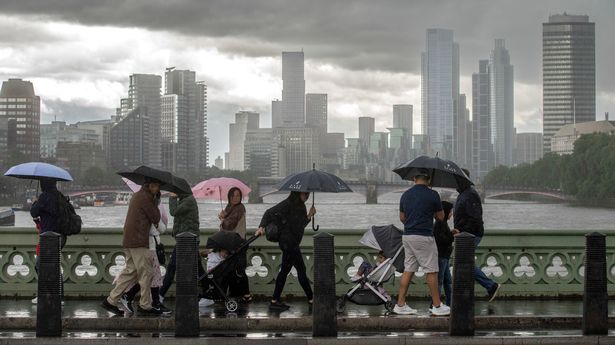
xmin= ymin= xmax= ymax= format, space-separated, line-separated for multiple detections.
xmin=275 ymin=163 xmax=353 ymax=231
xmin=206 ymin=230 xmax=244 ymax=253
xmin=117 ymin=165 xmax=192 ymax=195
xmin=393 ymin=155 xmax=472 ymax=190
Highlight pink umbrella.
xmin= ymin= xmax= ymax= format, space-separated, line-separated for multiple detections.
xmin=192 ymin=177 xmax=251 ymax=209
xmin=122 ymin=178 xmax=168 ymax=226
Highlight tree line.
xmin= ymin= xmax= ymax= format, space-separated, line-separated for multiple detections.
xmin=483 ymin=133 xmax=615 ymax=201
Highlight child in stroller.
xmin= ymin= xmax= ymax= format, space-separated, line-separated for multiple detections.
xmin=351 ymin=251 xmax=391 ymax=301
xmin=337 ymin=225 xmax=404 ymax=313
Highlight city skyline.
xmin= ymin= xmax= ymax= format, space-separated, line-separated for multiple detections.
xmin=0 ymin=1 xmax=613 ymax=164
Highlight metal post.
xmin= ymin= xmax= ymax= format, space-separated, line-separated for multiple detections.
xmin=36 ymin=232 xmax=62 ymax=337
xmin=583 ymin=232 xmax=607 ymax=335
xmin=449 ymin=232 xmax=475 ymax=336
xmin=175 ymin=232 xmax=199 ymax=337
xmin=313 ymin=232 xmax=337 ymax=337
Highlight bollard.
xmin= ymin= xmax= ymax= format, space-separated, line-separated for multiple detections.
xmin=583 ymin=232 xmax=608 ymax=335
xmin=449 ymin=232 xmax=475 ymax=336
xmin=175 ymin=232 xmax=199 ymax=337
xmin=36 ymin=231 xmax=62 ymax=337
xmin=313 ymin=232 xmax=337 ymax=337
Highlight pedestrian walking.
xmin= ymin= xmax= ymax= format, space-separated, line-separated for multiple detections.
xmin=102 ymin=180 xmax=163 ymax=316
xmin=159 ymin=191 xmax=205 ymax=301
xmin=394 ymin=168 xmax=450 ymax=316
xmin=433 ymin=201 xmax=454 ymax=307
xmin=453 ymin=169 xmax=501 ymax=301
xmin=218 ymin=187 xmax=252 ymax=302
xmin=256 ymin=191 xmax=316 ymax=311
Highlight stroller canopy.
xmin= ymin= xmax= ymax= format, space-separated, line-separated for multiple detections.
xmin=206 ymin=230 xmax=244 ymax=253
xmin=359 ymin=224 xmax=405 ymax=273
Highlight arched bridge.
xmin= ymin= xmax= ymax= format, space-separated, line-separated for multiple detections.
xmin=253 ymin=178 xmax=413 ymax=204
xmin=482 ymin=187 xmax=570 ymax=202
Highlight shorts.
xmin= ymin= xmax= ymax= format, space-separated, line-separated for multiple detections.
xmin=402 ymin=235 xmax=439 ymax=273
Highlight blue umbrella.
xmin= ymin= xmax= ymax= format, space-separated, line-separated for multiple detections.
xmin=4 ymin=162 xmax=73 ymax=182
xmin=275 ymin=163 xmax=353 ymax=231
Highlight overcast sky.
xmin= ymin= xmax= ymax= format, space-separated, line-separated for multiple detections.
xmin=0 ymin=0 xmax=613 ymax=164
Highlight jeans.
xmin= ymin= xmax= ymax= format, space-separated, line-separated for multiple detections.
xmin=474 ymin=236 xmax=496 ymax=292
xmin=160 ymin=247 xmax=206 ymax=298
xmin=272 ymin=247 xmax=313 ymax=301
xmin=437 ymin=258 xmax=452 ymax=306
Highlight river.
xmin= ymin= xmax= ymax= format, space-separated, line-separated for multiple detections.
xmin=11 ymin=191 xmax=614 ymax=230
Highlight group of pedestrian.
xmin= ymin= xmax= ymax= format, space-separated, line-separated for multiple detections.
xmin=394 ymin=168 xmax=500 ymax=316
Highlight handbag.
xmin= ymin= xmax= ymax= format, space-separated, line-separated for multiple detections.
xmin=153 ymin=236 xmax=166 ymax=265
xmin=265 ymin=212 xmax=286 ymax=242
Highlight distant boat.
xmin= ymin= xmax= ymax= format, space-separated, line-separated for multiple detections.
xmin=114 ymin=192 xmax=132 ymax=205
xmin=0 ymin=208 xmax=15 ymax=226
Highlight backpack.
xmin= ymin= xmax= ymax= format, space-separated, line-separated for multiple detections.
xmin=265 ymin=211 xmax=287 ymax=243
xmin=56 ymin=192 xmax=82 ymax=236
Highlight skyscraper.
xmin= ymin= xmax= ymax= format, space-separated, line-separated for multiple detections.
xmin=196 ymin=82 xmax=209 ymax=169
xmin=0 ymin=78 xmax=40 ymax=163
xmin=393 ymin=104 xmax=413 ymax=132
xmin=306 ymin=93 xmax=327 ymax=135
xmin=358 ymin=116 xmax=375 ymax=161
xmin=542 ymin=14 xmax=595 ymax=153
xmin=421 ymin=29 xmax=459 ymax=158
xmin=227 ymin=111 xmax=259 ymax=171
xmin=110 ymin=107 xmax=150 ymax=169
xmin=281 ymin=52 xmax=305 ymax=127
xmin=122 ymin=74 xmax=162 ymax=167
xmin=472 ymin=60 xmax=493 ymax=179
xmin=489 ymin=39 xmax=515 ymax=166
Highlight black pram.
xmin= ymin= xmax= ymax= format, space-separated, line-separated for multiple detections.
xmin=201 ymin=230 xmax=258 ymax=312
xmin=337 ymin=224 xmax=405 ymax=313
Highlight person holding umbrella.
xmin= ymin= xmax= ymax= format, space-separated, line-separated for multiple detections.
xmin=256 ymin=191 xmax=316 ymax=311
xmin=394 ymin=168 xmax=449 ymax=316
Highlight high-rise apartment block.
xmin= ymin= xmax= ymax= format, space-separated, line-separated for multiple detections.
xmin=0 ymin=78 xmax=40 ymax=163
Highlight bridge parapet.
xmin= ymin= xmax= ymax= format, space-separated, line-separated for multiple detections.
xmin=1 ymin=228 xmax=614 ymax=298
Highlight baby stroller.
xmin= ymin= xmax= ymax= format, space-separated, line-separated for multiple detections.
xmin=337 ymin=224 xmax=405 ymax=313
xmin=202 ymin=230 xmax=258 ymax=312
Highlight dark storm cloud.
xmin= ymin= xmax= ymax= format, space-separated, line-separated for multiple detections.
xmin=2 ymin=0 xmax=613 ymax=89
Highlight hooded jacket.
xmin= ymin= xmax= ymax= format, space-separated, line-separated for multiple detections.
xmin=122 ymin=187 xmax=161 ymax=248
xmin=169 ymin=194 xmax=200 ymax=237
xmin=259 ymin=193 xmax=310 ymax=251
xmin=30 ymin=179 xmax=60 ymax=234
xmin=454 ymin=186 xmax=485 ymax=237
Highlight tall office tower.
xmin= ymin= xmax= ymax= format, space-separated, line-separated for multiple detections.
xmin=358 ymin=116 xmax=375 ymax=160
xmin=543 ymin=14 xmax=595 ymax=152
xmin=121 ymin=74 xmax=162 ymax=167
xmin=196 ymin=82 xmax=209 ymax=169
xmin=393 ymin=104 xmax=413 ymax=132
xmin=228 ymin=111 xmax=260 ymax=171
xmin=0 ymin=78 xmax=40 ymax=163
xmin=472 ymin=60 xmax=493 ymax=179
xmin=110 ymin=107 xmax=150 ymax=169
xmin=516 ymin=133 xmax=543 ymax=165
xmin=421 ymin=29 xmax=459 ymax=158
xmin=454 ymin=94 xmax=471 ymax=168
xmin=271 ymin=99 xmax=283 ymax=128
xmin=273 ymin=127 xmax=315 ymax=175
xmin=489 ymin=39 xmax=515 ymax=167
xmin=281 ymin=52 xmax=305 ymax=127
xmin=306 ymin=93 xmax=327 ymax=135
xmin=160 ymin=68 xmax=207 ymax=173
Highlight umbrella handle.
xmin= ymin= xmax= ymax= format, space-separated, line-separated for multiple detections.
xmin=311 ymin=192 xmax=319 ymax=231
xmin=312 ymin=218 xmax=319 ymax=231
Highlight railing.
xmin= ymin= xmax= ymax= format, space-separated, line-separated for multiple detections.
xmin=1 ymin=227 xmax=614 ymax=297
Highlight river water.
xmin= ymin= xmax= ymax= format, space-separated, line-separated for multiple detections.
xmin=11 ymin=192 xmax=614 ymax=230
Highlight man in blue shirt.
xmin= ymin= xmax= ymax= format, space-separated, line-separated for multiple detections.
xmin=395 ymin=168 xmax=449 ymax=316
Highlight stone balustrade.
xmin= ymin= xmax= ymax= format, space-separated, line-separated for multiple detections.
xmin=1 ymin=227 xmax=614 ymax=297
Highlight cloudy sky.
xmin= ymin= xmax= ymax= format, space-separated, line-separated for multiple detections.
xmin=0 ymin=0 xmax=613 ymax=164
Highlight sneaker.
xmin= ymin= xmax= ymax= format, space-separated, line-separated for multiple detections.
xmin=101 ymin=298 xmax=123 ymax=316
xmin=430 ymin=304 xmax=450 ymax=316
xmin=31 ymin=297 xmax=37 ymax=304
xmin=137 ymin=306 xmax=163 ymax=316
xmin=155 ymin=303 xmax=172 ymax=315
xmin=199 ymin=298 xmax=215 ymax=307
xmin=119 ymin=294 xmax=134 ymax=314
xmin=488 ymin=283 xmax=501 ymax=302
xmin=268 ymin=301 xmax=290 ymax=311
xmin=159 ymin=295 xmax=164 ymax=304
xmin=392 ymin=303 xmax=418 ymax=315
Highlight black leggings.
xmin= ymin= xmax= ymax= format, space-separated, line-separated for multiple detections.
xmin=272 ymin=247 xmax=312 ymax=301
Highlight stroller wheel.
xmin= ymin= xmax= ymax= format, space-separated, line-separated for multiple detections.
xmin=385 ymin=300 xmax=395 ymax=313
xmin=336 ymin=297 xmax=346 ymax=313
xmin=225 ymin=298 xmax=239 ymax=312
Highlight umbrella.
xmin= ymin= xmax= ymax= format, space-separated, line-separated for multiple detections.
xmin=122 ymin=177 xmax=168 ymax=226
xmin=359 ymin=224 xmax=405 ymax=273
xmin=393 ymin=155 xmax=472 ymax=190
xmin=206 ymin=230 xmax=244 ymax=253
xmin=117 ymin=165 xmax=192 ymax=195
xmin=275 ymin=163 xmax=353 ymax=231
xmin=4 ymin=162 xmax=73 ymax=182
xmin=192 ymin=177 xmax=251 ymax=209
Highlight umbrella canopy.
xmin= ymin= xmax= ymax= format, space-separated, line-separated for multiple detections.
xmin=117 ymin=166 xmax=192 ymax=195
xmin=393 ymin=155 xmax=472 ymax=190
xmin=206 ymin=230 xmax=244 ymax=253
xmin=275 ymin=166 xmax=352 ymax=193
xmin=4 ymin=162 xmax=73 ymax=182
xmin=192 ymin=177 xmax=251 ymax=201
xmin=359 ymin=224 xmax=405 ymax=273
